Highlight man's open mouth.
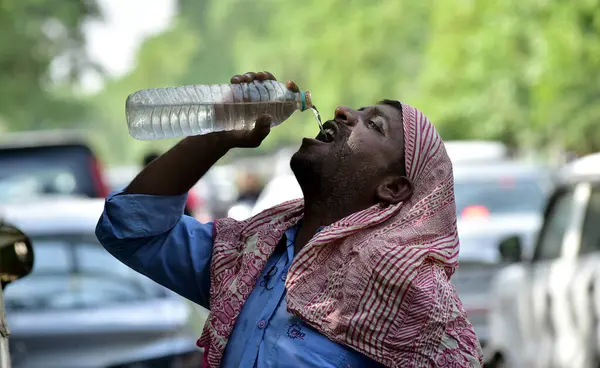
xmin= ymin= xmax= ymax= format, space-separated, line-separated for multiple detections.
xmin=315 ymin=121 xmax=337 ymax=143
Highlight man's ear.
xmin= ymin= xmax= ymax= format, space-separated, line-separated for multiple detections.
xmin=375 ymin=175 xmax=413 ymax=205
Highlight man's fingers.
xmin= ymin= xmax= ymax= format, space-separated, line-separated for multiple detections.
xmin=243 ymin=72 xmax=257 ymax=82
xmin=255 ymin=114 xmax=272 ymax=131
xmin=232 ymin=71 xmax=278 ymax=84
xmin=286 ymin=81 xmax=300 ymax=93
xmin=264 ymin=71 xmax=276 ymax=81
xmin=256 ymin=72 xmax=268 ymax=81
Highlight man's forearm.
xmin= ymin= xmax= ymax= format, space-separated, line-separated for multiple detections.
xmin=125 ymin=134 xmax=233 ymax=196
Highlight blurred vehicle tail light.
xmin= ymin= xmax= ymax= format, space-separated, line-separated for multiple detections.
xmin=89 ymin=156 xmax=110 ymax=197
xmin=461 ymin=205 xmax=490 ymax=219
xmin=187 ymin=190 xmax=213 ymax=223
xmin=187 ymin=190 xmax=202 ymax=212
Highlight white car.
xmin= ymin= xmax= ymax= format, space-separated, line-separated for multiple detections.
xmin=251 ymin=174 xmax=303 ymax=216
xmin=486 ymin=153 xmax=600 ymax=368
xmin=444 ymin=140 xmax=509 ymax=164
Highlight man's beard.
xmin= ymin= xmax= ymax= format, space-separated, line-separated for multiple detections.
xmin=290 ymin=137 xmax=364 ymax=204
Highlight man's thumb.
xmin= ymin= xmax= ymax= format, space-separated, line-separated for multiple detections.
xmin=254 ymin=114 xmax=272 ymax=137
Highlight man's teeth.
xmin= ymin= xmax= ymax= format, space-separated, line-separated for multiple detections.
xmin=324 ymin=128 xmax=334 ymax=141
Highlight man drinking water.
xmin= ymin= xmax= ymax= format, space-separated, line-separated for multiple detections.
xmin=96 ymin=71 xmax=482 ymax=367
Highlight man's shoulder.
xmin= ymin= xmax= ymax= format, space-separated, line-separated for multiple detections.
xmin=214 ymin=204 xmax=301 ymax=242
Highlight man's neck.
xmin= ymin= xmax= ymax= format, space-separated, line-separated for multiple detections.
xmin=293 ymin=195 xmax=372 ymax=253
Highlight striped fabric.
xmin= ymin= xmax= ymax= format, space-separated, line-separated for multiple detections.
xmin=197 ymin=103 xmax=483 ymax=367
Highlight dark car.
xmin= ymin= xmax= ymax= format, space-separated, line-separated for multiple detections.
xmin=0 ymin=130 xmax=109 ymax=202
xmin=453 ymin=160 xmax=554 ymax=221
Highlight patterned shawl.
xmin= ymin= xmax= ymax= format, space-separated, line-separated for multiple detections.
xmin=197 ymin=103 xmax=483 ymax=367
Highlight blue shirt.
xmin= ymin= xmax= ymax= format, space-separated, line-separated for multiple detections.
xmin=96 ymin=191 xmax=383 ymax=368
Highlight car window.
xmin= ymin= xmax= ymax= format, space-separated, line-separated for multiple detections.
xmin=454 ymin=176 xmax=548 ymax=218
xmin=533 ymin=188 xmax=576 ymax=261
xmin=32 ymin=241 xmax=70 ymax=272
xmin=579 ymin=185 xmax=600 ymax=255
xmin=0 ymin=145 xmax=101 ymax=200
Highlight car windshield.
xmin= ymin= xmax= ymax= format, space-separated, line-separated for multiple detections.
xmin=454 ymin=176 xmax=547 ymax=217
xmin=3 ymin=234 xmax=160 ymax=311
xmin=0 ymin=169 xmax=79 ymax=202
xmin=0 ymin=145 xmax=100 ymax=201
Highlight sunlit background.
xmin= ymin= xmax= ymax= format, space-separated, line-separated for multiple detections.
xmin=1 ymin=0 xmax=600 ymax=367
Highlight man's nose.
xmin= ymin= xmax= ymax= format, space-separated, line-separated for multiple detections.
xmin=334 ymin=106 xmax=357 ymax=127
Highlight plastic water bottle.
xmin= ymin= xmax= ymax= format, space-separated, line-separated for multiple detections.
xmin=125 ymin=80 xmax=313 ymax=140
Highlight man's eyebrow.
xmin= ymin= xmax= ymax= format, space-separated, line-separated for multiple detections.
xmin=357 ymin=106 xmax=383 ymax=115
xmin=370 ymin=107 xmax=389 ymax=121
xmin=358 ymin=106 xmax=388 ymax=117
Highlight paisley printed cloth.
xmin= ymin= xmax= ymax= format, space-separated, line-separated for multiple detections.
xmin=197 ymin=103 xmax=483 ymax=367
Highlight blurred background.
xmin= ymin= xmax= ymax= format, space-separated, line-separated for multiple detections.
xmin=1 ymin=0 xmax=600 ymax=367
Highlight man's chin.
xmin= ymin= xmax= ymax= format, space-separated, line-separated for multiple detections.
xmin=290 ymin=145 xmax=323 ymax=180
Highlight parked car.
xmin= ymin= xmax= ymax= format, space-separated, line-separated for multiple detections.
xmin=444 ymin=140 xmax=510 ymax=164
xmin=0 ymin=222 xmax=34 ymax=368
xmin=0 ymin=130 xmax=109 ymax=202
xmin=454 ymin=160 xmax=553 ymax=218
xmin=454 ymin=214 xmax=542 ymax=338
xmin=0 ymin=198 xmax=202 ymax=368
xmin=486 ymin=152 xmax=600 ymax=368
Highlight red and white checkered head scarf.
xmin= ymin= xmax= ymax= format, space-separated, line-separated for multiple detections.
xmin=198 ymin=103 xmax=483 ymax=367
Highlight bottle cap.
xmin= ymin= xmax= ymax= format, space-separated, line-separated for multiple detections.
xmin=301 ymin=91 xmax=313 ymax=111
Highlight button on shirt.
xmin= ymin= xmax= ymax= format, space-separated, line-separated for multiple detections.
xmin=96 ymin=191 xmax=383 ymax=368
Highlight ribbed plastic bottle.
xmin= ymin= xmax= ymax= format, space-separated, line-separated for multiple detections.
xmin=125 ymin=80 xmax=312 ymax=140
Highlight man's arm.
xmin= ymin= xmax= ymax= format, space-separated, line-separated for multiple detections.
xmin=97 ymin=120 xmax=269 ymax=307
xmin=96 ymin=71 xmax=296 ymax=306
xmin=96 ymin=191 xmax=215 ymax=307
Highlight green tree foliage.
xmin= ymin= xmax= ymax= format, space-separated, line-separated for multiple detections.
xmin=4 ymin=0 xmax=600 ymax=163
xmin=416 ymin=0 xmax=600 ymax=153
xmin=92 ymin=0 xmax=434 ymax=163
xmin=0 ymin=0 xmax=101 ymax=131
